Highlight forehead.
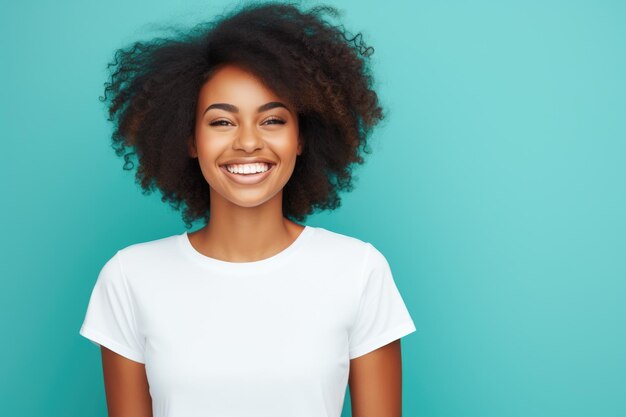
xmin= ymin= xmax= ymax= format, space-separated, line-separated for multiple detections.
xmin=197 ymin=64 xmax=282 ymax=106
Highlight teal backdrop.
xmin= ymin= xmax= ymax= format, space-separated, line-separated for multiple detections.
xmin=1 ymin=0 xmax=624 ymax=416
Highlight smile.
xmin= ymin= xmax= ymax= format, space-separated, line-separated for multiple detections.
xmin=219 ymin=163 xmax=276 ymax=185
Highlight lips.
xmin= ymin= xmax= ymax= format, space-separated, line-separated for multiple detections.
xmin=220 ymin=158 xmax=276 ymax=166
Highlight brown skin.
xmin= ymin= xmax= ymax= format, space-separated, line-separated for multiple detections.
xmin=349 ymin=340 xmax=403 ymax=417
xmin=187 ymin=64 xmax=305 ymax=261
xmin=100 ymin=64 xmax=403 ymax=415
xmin=100 ymin=347 xmax=152 ymax=417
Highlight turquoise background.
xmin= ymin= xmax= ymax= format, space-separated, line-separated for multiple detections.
xmin=1 ymin=0 xmax=624 ymax=416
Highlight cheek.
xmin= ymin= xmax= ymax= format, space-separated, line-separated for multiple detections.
xmin=276 ymin=127 xmax=301 ymax=157
xmin=194 ymin=127 xmax=223 ymax=157
xmin=194 ymin=138 xmax=222 ymax=175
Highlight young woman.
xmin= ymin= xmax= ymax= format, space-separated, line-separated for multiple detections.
xmin=79 ymin=2 xmax=416 ymax=416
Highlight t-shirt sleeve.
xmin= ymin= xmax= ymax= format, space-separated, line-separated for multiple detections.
xmin=79 ymin=251 xmax=145 ymax=363
xmin=348 ymin=243 xmax=417 ymax=359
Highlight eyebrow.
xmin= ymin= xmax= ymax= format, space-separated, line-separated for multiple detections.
xmin=203 ymin=101 xmax=289 ymax=115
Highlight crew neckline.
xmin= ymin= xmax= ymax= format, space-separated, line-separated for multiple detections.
xmin=177 ymin=225 xmax=315 ymax=274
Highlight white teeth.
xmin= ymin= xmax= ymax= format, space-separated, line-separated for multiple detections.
xmin=225 ymin=162 xmax=271 ymax=174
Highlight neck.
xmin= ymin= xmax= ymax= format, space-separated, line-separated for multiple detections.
xmin=190 ymin=190 xmax=304 ymax=263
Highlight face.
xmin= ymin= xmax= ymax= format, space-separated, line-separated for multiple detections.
xmin=189 ymin=64 xmax=302 ymax=209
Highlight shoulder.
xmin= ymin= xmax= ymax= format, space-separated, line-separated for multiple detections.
xmin=311 ymin=226 xmax=393 ymax=271
xmin=104 ymin=232 xmax=183 ymax=278
xmin=117 ymin=232 xmax=180 ymax=257
xmin=307 ymin=225 xmax=381 ymax=265
xmin=310 ymin=225 xmax=368 ymax=248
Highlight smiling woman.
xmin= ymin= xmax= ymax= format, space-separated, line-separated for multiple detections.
xmin=190 ymin=65 xmax=302 ymax=207
xmin=79 ymin=2 xmax=416 ymax=417
xmin=103 ymin=2 xmax=383 ymax=228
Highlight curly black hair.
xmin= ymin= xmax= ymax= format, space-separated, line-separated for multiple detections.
xmin=102 ymin=0 xmax=384 ymax=228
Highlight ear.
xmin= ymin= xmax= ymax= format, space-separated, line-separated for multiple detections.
xmin=188 ymin=135 xmax=197 ymax=158
xmin=297 ymin=135 xmax=303 ymax=156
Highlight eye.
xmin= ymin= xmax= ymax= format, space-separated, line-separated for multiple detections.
xmin=209 ymin=119 xmax=233 ymax=127
xmin=263 ymin=117 xmax=285 ymax=125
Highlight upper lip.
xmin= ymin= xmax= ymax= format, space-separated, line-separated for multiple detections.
xmin=220 ymin=158 xmax=276 ymax=166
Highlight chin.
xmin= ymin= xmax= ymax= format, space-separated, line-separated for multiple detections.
xmin=224 ymin=191 xmax=282 ymax=209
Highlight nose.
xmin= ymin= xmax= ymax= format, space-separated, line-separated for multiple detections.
xmin=233 ymin=122 xmax=264 ymax=153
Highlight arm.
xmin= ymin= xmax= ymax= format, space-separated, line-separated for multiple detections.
xmin=348 ymin=339 xmax=403 ymax=417
xmin=100 ymin=346 xmax=153 ymax=417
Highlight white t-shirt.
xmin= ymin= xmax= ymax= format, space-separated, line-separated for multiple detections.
xmin=79 ymin=225 xmax=416 ymax=417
